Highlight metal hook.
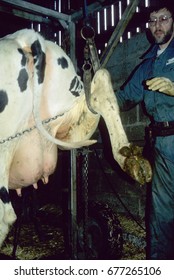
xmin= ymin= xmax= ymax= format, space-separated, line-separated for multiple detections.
xmin=82 ymin=61 xmax=92 ymax=72
xmin=81 ymin=25 xmax=95 ymax=40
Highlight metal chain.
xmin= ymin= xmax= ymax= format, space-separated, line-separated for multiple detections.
xmin=76 ymin=148 xmax=90 ymax=258
xmin=81 ymin=148 xmax=89 ymax=258
xmin=0 ymin=114 xmax=60 ymax=144
xmin=81 ymin=25 xmax=99 ymax=115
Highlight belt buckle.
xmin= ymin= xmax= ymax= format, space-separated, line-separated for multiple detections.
xmin=163 ymin=121 xmax=169 ymax=127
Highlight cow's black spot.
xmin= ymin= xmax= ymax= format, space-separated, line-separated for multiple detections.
xmin=31 ymin=40 xmax=46 ymax=84
xmin=69 ymin=76 xmax=83 ymax=97
xmin=17 ymin=68 xmax=29 ymax=92
xmin=0 ymin=90 xmax=8 ymax=113
xmin=0 ymin=187 xmax=10 ymax=204
xmin=18 ymin=48 xmax=27 ymax=66
xmin=57 ymin=57 xmax=68 ymax=69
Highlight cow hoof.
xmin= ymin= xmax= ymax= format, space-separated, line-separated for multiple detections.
xmin=120 ymin=144 xmax=152 ymax=185
xmin=124 ymin=156 xmax=152 ymax=185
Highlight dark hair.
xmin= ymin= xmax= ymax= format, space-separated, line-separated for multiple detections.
xmin=148 ymin=0 xmax=174 ymax=18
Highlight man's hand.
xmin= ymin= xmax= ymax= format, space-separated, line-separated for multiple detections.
xmin=146 ymin=77 xmax=174 ymax=96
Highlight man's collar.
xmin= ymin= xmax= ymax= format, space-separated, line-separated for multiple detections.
xmin=142 ymin=37 xmax=174 ymax=59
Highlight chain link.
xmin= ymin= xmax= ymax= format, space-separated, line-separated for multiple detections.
xmin=0 ymin=114 xmax=60 ymax=144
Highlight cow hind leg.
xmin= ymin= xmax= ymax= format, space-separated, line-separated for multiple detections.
xmin=0 ymin=200 xmax=9 ymax=246
xmin=0 ymin=187 xmax=17 ymax=247
xmin=90 ymin=69 xmax=130 ymax=166
xmin=90 ymin=69 xmax=152 ymax=184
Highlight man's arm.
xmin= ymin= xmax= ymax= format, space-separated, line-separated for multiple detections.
xmin=116 ymin=64 xmax=145 ymax=111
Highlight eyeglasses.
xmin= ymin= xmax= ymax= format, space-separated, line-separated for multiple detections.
xmin=148 ymin=15 xmax=172 ymax=27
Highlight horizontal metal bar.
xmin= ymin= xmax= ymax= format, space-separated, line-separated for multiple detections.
xmin=0 ymin=0 xmax=70 ymax=28
xmin=0 ymin=5 xmax=54 ymax=25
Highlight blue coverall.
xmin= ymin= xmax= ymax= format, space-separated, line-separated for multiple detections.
xmin=116 ymin=38 xmax=174 ymax=259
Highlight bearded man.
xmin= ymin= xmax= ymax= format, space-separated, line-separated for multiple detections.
xmin=116 ymin=0 xmax=174 ymax=259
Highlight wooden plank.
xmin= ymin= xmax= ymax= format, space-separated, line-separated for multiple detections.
xmin=0 ymin=0 xmax=70 ymax=28
xmin=100 ymin=0 xmax=141 ymax=67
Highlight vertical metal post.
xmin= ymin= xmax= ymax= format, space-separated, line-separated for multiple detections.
xmin=81 ymin=148 xmax=89 ymax=259
xmin=69 ymin=20 xmax=78 ymax=259
xmin=69 ymin=20 xmax=77 ymax=68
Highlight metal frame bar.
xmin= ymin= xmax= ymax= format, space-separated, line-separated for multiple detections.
xmin=0 ymin=0 xmax=70 ymax=28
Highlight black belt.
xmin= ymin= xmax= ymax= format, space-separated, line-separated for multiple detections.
xmin=152 ymin=121 xmax=174 ymax=128
xmin=148 ymin=121 xmax=174 ymax=137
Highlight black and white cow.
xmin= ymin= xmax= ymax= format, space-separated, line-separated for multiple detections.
xmin=0 ymin=29 xmax=152 ymax=247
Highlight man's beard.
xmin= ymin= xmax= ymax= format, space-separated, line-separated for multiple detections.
xmin=154 ymin=27 xmax=173 ymax=45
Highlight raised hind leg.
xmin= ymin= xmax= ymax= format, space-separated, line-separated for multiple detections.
xmin=90 ymin=69 xmax=152 ymax=184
